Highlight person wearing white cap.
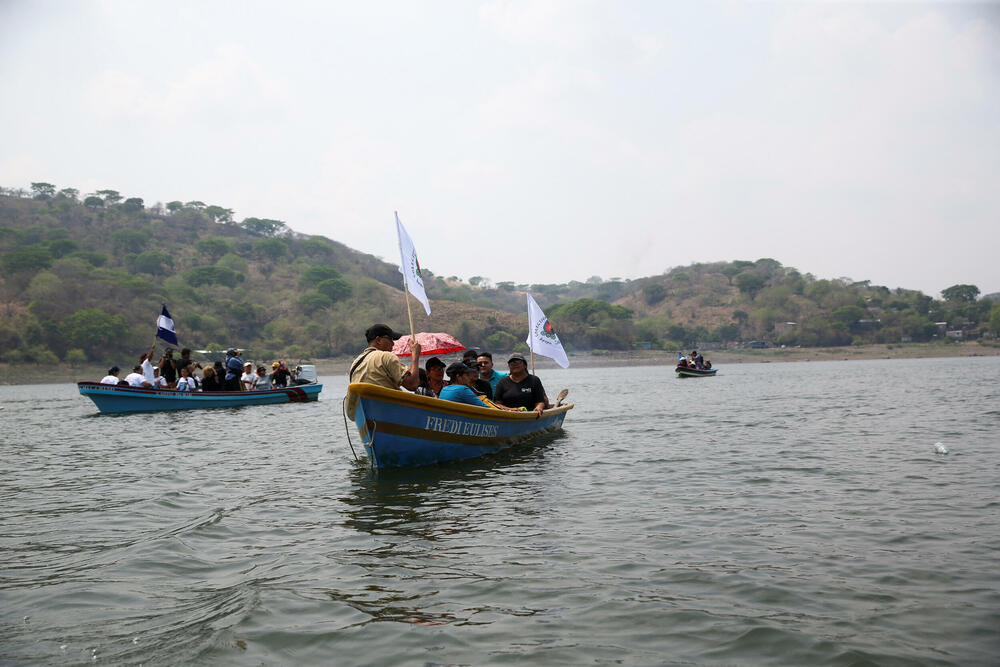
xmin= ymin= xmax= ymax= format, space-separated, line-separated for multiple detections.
xmin=240 ymin=362 xmax=255 ymax=391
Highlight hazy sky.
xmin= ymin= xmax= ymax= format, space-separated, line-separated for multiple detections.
xmin=2 ymin=1 xmax=998 ymax=297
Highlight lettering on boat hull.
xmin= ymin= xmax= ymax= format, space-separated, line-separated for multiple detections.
xmin=424 ymin=416 xmax=500 ymax=438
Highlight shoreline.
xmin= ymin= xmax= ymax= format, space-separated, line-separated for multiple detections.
xmin=1 ymin=341 xmax=997 ymax=386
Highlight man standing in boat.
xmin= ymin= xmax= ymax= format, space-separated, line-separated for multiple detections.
xmin=349 ymin=324 xmax=422 ymax=391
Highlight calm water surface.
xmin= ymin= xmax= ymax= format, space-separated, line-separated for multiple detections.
xmin=1 ymin=357 xmax=998 ymax=665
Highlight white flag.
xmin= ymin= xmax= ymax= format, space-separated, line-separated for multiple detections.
xmin=395 ymin=212 xmax=431 ymax=315
xmin=526 ymin=293 xmax=569 ymax=368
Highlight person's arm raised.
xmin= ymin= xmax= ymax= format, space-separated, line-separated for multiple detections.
xmin=399 ymin=340 xmax=422 ymax=391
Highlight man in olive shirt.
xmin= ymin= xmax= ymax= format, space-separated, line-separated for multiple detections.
xmin=349 ymin=324 xmax=422 ymax=391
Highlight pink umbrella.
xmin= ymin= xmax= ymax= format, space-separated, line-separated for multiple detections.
xmin=392 ymin=332 xmax=466 ymax=357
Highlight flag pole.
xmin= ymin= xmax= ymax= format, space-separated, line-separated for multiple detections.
xmin=404 ymin=286 xmax=416 ymax=341
xmin=397 ymin=211 xmax=417 ymax=341
xmin=528 ymin=305 xmax=535 ymax=375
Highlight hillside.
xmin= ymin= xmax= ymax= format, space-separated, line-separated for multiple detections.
xmin=1 ymin=184 xmax=998 ymax=367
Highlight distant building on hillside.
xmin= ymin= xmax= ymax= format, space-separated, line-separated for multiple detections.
xmin=774 ymin=322 xmax=797 ymax=335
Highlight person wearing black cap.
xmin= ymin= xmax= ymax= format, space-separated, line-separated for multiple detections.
xmin=100 ymin=366 xmax=122 ymax=385
xmin=494 ymin=354 xmax=548 ymax=416
xmin=348 ymin=324 xmax=422 ymax=391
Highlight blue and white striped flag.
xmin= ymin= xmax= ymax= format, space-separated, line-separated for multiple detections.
xmin=156 ymin=305 xmax=179 ymax=346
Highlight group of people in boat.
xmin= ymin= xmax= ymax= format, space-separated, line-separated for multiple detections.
xmin=99 ymin=344 xmax=303 ymax=392
xmin=349 ymin=324 xmax=566 ymax=417
xmin=677 ymin=350 xmax=712 ymax=370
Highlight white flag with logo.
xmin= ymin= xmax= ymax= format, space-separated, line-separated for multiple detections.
xmin=526 ymin=293 xmax=569 ymax=368
xmin=395 ymin=212 xmax=431 ymax=315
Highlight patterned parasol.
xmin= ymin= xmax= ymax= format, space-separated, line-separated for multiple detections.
xmin=392 ymin=332 xmax=466 ymax=357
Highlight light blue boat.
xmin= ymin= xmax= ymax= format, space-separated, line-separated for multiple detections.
xmin=346 ymin=382 xmax=573 ymax=469
xmin=77 ymin=381 xmax=322 ymax=413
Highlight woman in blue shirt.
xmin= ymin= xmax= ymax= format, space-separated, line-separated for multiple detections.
xmin=438 ymin=363 xmax=485 ymax=406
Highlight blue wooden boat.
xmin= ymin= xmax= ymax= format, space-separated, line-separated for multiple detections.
xmin=346 ymin=382 xmax=573 ymax=469
xmin=77 ymin=381 xmax=322 ymax=413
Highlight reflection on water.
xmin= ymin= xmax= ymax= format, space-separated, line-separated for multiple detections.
xmin=331 ymin=435 xmax=568 ymax=629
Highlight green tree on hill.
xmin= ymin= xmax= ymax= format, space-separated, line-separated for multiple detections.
xmin=736 ymin=272 xmax=766 ymax=299
xmin=300 ymin=265 xmax=343 ymax=287
xmin=62 ymin=308 xmax=129 ymax=359
xmin=316 ymin=277 xmax=353 ymax=302
xmin=241 ymin=217 xmax=287 ymax=237
xmin=31 ymin=182 xmax=56 ymax=200
xmin=941 ymin=284 xmax=980 ymax=302
xmin=196 ymin=237 xmax=230 ymax=261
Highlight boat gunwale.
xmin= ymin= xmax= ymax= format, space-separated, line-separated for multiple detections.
xmin=348 ymin=382 xmax=573 ymax=421
xmin=77 ymin=381 xmax=321 ymax=399
xmin=674 ymin=367 xmax=717 ymax=377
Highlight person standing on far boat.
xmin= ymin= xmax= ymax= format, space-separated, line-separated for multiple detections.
xmin=158 ymin=349 xmax=177 ymax=387
xmin=224 ymin=348 xmax=244 ymax=391
xmin=174 ymin=348 xmax=197 ymax=376
xmin=139 ymin=343 xmax=157 ymax=386
xmin=271 ymin=361 xmax=291 ymax=388
xmin=691 ymin=350 xmax=704 ymax=370
xmin=494 ymin=354 xmax=547 ymax=417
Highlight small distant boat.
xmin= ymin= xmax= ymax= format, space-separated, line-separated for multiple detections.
xmin=346 ymin=382 xmax=573 ymax=469
xmin=675 ymin=366 xmax=717 ymax=378
xmin=77 ymin=381 xmax=322 ymax=414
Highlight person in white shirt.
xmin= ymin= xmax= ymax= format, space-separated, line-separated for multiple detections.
xmin=240 ymin=362 xmax=255 ymax=391
xmin=100 ymin=366 xmax=122 ymax=385
xmin=123 ymin=365 xmax=148 ymax=387
xmin=175 ymin=366 xmax=197 ymax=391
xmin=151 ymin=366 xmax=168 ymax=389
xmin=139 ymin=343 xmax=157 ymax=386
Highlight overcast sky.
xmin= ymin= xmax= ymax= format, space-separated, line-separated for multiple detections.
xmin=2 ymin=1 xmax=998 ymax=297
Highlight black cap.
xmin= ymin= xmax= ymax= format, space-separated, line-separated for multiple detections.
xmin=365 ymin=324 xmax=403 ymax=342
xmin=508 ymin=354 xmax=527 ymax=365
xmin=446 ymin=362 xmax=476 ymax=379
xmin=425 ymin=356 xmax=445 ymax=370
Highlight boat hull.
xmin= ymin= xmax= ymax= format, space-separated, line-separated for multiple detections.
xmin=348 ymin=382 xmax=572 ymax=469
xmin=675 ymin=367 xmax=717 ymax=378
xmin=77 ymin=381 xmax=322 ymax=413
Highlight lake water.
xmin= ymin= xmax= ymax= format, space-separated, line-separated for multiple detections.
xmin=1 ymin=357 xmax=998 ymax=665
